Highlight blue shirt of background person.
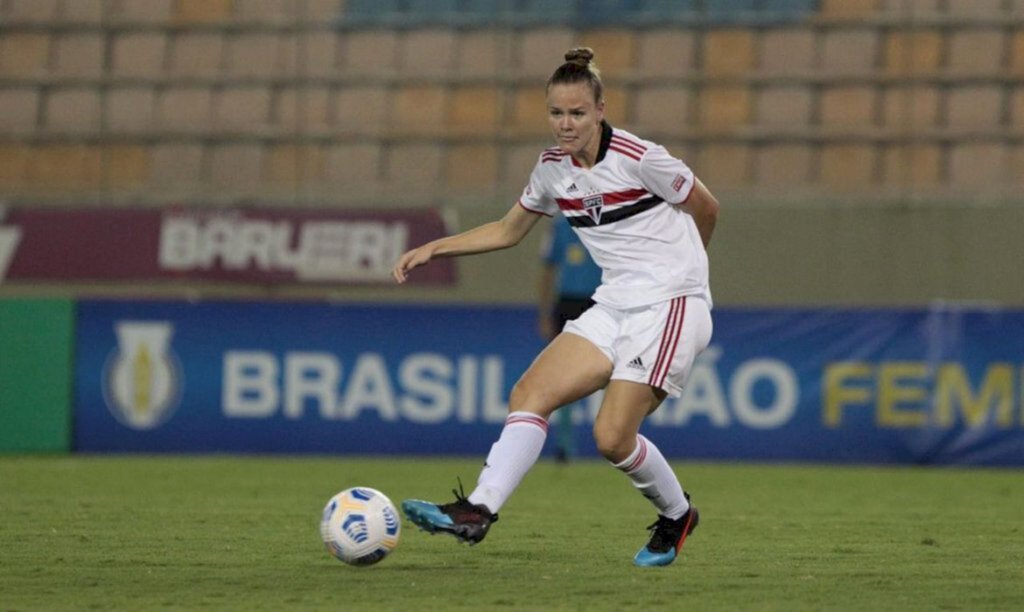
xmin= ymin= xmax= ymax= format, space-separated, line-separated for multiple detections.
xmin=537 ymin=214 xmax=603 ymax=462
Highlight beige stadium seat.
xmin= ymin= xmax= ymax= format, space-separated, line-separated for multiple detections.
xmin=385 ymin=143 xmax=444 ymax=190
xmin=0 ymin=33 xmax=51 ymax=78
xmin=340 ymin=31 xmax=399 ymax=76
xmin=110 ymin=0 xmax=174 ymax=24
xmin=103 ymin=145 xmax=150 ymax=189
xmin=149 ymin=143 xmax=205 ymax=187
xmin=819 ymin=0 xmax=880 ymax=20
xmin=215 ymin=87 xmax=273 ymax=132
xmin=0 ymin=145 xmax=29 ymax=189
xmin=334 ymin=86 xmax=389 ymax=134
xmin=508 ymin=84 xmax=548 ymax=137
xmin=456 ymin=31 xmax=515 ymax=79
xmin=882 ymin=144 xmax=942 ymax=188
xmin=276 ymin=87 xmax=334 ymax=133
xmin=1012 ymin=88 xmax=1024 ymax=129
xmin=633 ymin=86 xmax=692 ymax=135
xmin=390 ymin=85 xmax=447 ymax=136
xmin=209 ymin=143 xmax=265 ymax=193
xmin=3 ymin=0 xmax=60 ymax=24
xmin=294 ymin=32 xmax=341 ymax=78
xmin=576 ymin=30 xmax=636 ymax=79
xmin=758 ymin=29 xmax=816 ymax=76
xmin=398 ymin=30 xmax=458 ymax=78
xmin=635 ymin=30 xmax=696 ymax=79
xmin=324 ymin=143 xmax=383 ymax=191
xmin=819 ymin=86 xmax=877 ymax=129
xmin=233 ymin=0 xmax=292 ymax=24
xmin=106 ymin=87 xmax=157 ymax=133
xmin=755 ymin=86 xmax=813 ymax=128
xmin=754 ymin=144 xmax=814 ymax=189
xmin=28 ymin=144 xmax=103 ymax=192
xmin=819 ymin=144 xmax=877 ymax=190
xmin=59 ymin=0 xmax=104 ymax=24
xmin=946 ymin=0 xmax=1006 ymax=18
xmin=698 ymin=86 xmax=752 ymax=134
xmin=949 ymin=143 xmax=1008 ymax=186
xmin=445 ymin=144 xmax=500 ymax=192
xmin=158 ymin=87 xmax=214 ymax=132
xmin=703 ymin=30 xmax=755 ymax=77
xmin=698 ymin=143 xmax=752 ymax=187
xmin=0 ymin=89 xmax=40 ymax=134
xmin=225 ymin=34 xmax=286 ymax=78
xmin=946 ymin=30 xmax=1005 ymax=77
xmin=945 ymin=87 xmax=1004 ymax=130
xmin=515 ymin=29 xmax=575 ymax=78
xmin=447 ymin=86 xmax=503 ymax=135
xmin=174 ymin=0 xmax=233 ymax=24
xmin=881 ymin=86 xmax=941 ymax=129
xmin=265 ymin=144 xmax=326 ymax=187
xmin=820 ymin=29 xmax=880 ymax=76
xmin=111 ymin=33 xmax=169 ymax=79
xmin=884 ymin=30 xmax=943 ymax=76
xmin=1012 ymin=32 xmax=1024 ymax=76
xmin=168 ymin=33 xmax=225 ymax=78
xmin=51 ymin=33 xmax=105 ymax=79
xmin=44 ymin=88 xmax=102 ymax=134
xmin=601 ymin=86 xmax=629 ymax=127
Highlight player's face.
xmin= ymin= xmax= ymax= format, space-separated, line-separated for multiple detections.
xmin=546 ymin=83 xmax=604 ymax=159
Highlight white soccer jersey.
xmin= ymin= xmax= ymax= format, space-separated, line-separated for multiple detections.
xmin=518 ymin=122 xmax=711 ymax=310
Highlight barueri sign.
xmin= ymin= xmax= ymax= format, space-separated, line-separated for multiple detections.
xmin=0 ymin=206 xmax=455 ymax=286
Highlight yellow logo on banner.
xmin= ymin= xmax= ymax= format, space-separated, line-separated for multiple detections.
xmin=103 ymin=321 xmax=182 ymax=430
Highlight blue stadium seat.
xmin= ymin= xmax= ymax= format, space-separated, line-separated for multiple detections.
xmin=455 ymin=0 xmax=514 ymax=27
xmin=342 ymin=0 xmax=401 ymax=26
xmin=633 ymin=0 xmax=699 ymax=25
xmin=704 ymin=0 xmax=758 ymax=24
xmin=578 ymin=0 xmax=643 ymax=26
xmin=514 ymin=0 xmax=577 ymax=26
xmin=758 ymin=0 xmax=818 ymax=23
xmin=404 ymin=0 xmax=459 ymax=25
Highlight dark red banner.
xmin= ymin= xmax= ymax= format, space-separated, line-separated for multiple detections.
xmin=0 ymin=206 xmax=455 ymax=286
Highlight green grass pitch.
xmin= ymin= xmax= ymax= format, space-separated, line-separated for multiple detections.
xmin=2 ymin=456 xmax=1022 ymax=611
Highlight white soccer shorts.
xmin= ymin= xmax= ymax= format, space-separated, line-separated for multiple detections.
xmin=563 ymin=295 xmax=712 ymax=397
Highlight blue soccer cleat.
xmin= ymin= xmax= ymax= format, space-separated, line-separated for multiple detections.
xmin=633 ymin=501 xmax=699 ymax=567
xmin=401 ymin=482 xmax=497 ymax=545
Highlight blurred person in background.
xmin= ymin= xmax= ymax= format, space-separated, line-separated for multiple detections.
xmin=537 ymin=213 xmax=602 ymax=463
xmin=393 ymin=47 xmax=719 ymax=567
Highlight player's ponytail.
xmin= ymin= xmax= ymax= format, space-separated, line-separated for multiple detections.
xmin=547 ymin=47 xmax=604 ymax=105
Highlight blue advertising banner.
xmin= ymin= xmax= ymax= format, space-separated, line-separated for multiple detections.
xmin=74 ymin=301 xmax=1024 ymax=465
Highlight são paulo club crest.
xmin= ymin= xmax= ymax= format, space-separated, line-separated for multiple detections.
xmin=102 ymin=321 xmax=183 ymax=430
xmin=583 ymin=194 xmax=604 ymax=224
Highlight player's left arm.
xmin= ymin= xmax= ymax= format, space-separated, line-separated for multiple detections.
xmin=677 ymin=177 xmax=719 ymax=249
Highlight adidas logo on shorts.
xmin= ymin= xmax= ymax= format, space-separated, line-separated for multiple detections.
xmin=627 ymin=356 xmax=646 ymax=371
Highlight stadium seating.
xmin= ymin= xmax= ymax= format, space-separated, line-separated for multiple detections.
xmin=0 ymin=0 xmax=1021 ymax=206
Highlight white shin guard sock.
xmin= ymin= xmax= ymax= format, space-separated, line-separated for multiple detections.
xmin=613 ymin=434 xmax=690 ymax=519
xmin=468 ymin=411 xmax=548 ymax=513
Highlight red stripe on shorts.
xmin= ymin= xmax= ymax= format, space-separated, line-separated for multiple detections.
xmin=649 ymin=297 xmax=687 ymax=389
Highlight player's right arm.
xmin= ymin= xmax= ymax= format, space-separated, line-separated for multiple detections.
xmin=393 ymin=202 xmax=544 ymax=283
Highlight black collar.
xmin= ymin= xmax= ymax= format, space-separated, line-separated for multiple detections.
xmin=596 ymin=120 xmax=613 ymax=164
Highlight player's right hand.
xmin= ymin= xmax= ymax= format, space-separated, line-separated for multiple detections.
xmin=392 ymin=246 xmax=433 ymax=284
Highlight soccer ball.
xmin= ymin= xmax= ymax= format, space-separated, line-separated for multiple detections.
xmin=320 ymin=487 xmax=401 ymax=566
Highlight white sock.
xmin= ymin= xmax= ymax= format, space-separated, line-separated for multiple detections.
xmin=468 ymin=411 xmax=548 ymax=513
xmin=612 ymin=434 xmax=689 ymax=519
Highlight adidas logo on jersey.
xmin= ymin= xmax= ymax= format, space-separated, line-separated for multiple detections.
xmin=567 ymin=182 xmax=579 ymax=193
xmin=627 ymin=356 xmax=646 ymax=371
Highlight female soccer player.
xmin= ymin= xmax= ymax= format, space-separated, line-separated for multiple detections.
xmin=393 ymin=48 xmax=719 ymax=567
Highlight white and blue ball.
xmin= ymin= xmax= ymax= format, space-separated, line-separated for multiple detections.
xmin=320 ymin=487 xmax=400 ymax=566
